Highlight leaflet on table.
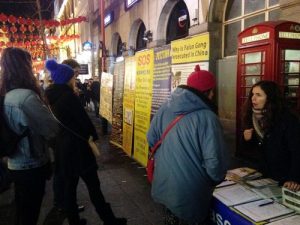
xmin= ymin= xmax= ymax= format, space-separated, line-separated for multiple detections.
xmin=233 ymin=198 xmax=294 ymax=222
xmin=213 ymin=184 xmax=261 ymax=206
xmin=266 ymin=214 xmax=300 ymax=225
xmin=246 ymin=178 xmax=278 ymax=188
xmin=216 ymin=180 xmax=236 ymax=188
xmin=226 ymin=167 xmax=262 ymax=181
xmin=251 ymin=185 xmax=282 ymax=200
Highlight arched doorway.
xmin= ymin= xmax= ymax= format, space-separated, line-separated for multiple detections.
xmin=166 ymin=1 xmax=190 ymax=44
xmin=128 ymin=19 xmax=147 ymax=52
xmin=111 ymin=32 xmax=123 ymax=58
xmin=157 ymin=0 xmax=190 ymax=45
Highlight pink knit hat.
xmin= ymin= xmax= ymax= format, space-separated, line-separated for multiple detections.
xmin=187 ymin=65 xmax=216 ymax=92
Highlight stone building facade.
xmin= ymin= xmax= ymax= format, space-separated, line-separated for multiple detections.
xmin=55 ymin=0 xmax=300 ymax=134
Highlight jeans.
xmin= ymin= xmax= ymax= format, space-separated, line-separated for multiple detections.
xmin=10 ymin=165 xmax=48 ymax=225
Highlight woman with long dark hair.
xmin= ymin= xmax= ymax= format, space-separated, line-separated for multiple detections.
xmin=242 ymin=80 xmax=300 ymax=191
xmin=0 ymin=47 xmax=59 ymax=225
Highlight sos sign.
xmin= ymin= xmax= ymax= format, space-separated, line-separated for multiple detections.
xmin=137 ymin=54 xmax=151 ymax=66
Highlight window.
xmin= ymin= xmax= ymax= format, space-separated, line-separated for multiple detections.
xmin=223 ymin=0 xmax=280 ymax=57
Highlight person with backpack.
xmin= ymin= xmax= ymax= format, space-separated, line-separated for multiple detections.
xmin=44 ymin=59 xmax=127 ymax=225
xmin=0 ymin=47 xmax=59 ymax=225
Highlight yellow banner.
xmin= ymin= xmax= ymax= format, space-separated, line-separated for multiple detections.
xmin=133 ymin=49 xmax=154 ymax=166
xmin=171 ymin=33 xmax=209 ymax=64
xmin=100 ymin=72 xmax=113 ymax=123
xmin=122 ymin=56 xmax=136 ymax=156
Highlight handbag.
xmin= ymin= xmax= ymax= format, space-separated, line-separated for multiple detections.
xmin=146 ymin=114 xmax=186 ymax=183
xmin=49 ymin=107 xmax=101 ymax=157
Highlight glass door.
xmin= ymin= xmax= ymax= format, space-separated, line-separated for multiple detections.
xmin=280 ymin=49 xmax=300 ymax=113
xmin=239 ymin=50 xmax=265 ymax=106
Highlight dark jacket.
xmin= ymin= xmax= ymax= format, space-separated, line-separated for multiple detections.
xmin=90 ymin=81 xmax=100 ymax=102
xmin=45 ymin=84 xmax=98 ymax=176
xmin=246 ymin=110 xmax=300 ymax=184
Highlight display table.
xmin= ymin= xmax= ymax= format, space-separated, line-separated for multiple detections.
xmin=211 ymin=198 xmax=255 ymax=225
xmin=210 ymin=180 xmax=298 ymax=225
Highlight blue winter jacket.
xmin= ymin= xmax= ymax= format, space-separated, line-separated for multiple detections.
xmin=4 ymin=89 xmax=59 ymax=170
xmin=147 ymin=87 xmax=229 ymax=223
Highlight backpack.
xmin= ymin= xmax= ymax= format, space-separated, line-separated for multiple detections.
xmin=0 ymin=96 xmax=28 ymax=157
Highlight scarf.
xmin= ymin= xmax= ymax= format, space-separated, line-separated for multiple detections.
xmin=252 ymin=108 xmax=264 ymax=140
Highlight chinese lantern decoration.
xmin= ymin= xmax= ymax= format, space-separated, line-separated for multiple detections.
xmin=0 ymin=13 xmax=8 ymax=33
xmin=18 ymin=17 xmax=27 ymax=35
xmin=8 ymin=15 xmax=17 ymax=41
xmin=33 ymin=19 xmax=41 ymax=28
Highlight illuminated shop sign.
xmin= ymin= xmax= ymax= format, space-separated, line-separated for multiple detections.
xmin=279 ymin=32 xmax=300 ymax=40
xmin=242 ymin=32 xmax=270 ymax=44
xmin=125 ymin=0 xmax=141 ymax=11
xmin=82 ymin=41 xmax=93 ymax=51
xmin=104 ymin=11 xmax=114 ymax=27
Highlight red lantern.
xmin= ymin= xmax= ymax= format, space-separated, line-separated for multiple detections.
xmin=20 ymin=25 xmax=27 ymax=33
xmin=28 ymin=25 xmax=35 ymax=32
xmin=8 ymin=15 xmax=17 ymax=24
xmin=6 ymin=42 xmax=13 ymax=47
xmin=0 ymin=13 xmax=7 ymax=23
xmin=10 ymin=26 xmax=17 ymax=33
xmin=26 ymin=18 xmax=33 ymax=26
xmin=20 ymin=33 xmax=26 ymax=39
xmin=1 ymin=26 xmax=7 ymax=33
xmin=13 ymin=33 xmax=19 ymax=39
xmin=33 ymin=19 xmax=41 ymax=27
xmin=18 ymin=17 xmax=27 ymax=25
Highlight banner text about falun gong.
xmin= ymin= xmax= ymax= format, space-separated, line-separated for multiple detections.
xmin=133 ymin=49 xmax=154 ymax=166
xmin=171 ymin=33 xmax=209 ymax=64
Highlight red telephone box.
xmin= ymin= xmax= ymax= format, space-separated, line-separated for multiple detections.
xmin=236 ymin=20 xmax=300 ymax=159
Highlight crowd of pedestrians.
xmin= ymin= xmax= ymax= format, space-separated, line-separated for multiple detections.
xmin=0 ymin=48 xmax=123 ymax=225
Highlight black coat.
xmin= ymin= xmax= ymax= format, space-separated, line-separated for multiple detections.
xmin=45 ymin=84 xmax=98 ymax=176
xmin=246 ymin=110 xmax=300 ymax=184
xmin=90 ymin=81 xmax=100 ymax=102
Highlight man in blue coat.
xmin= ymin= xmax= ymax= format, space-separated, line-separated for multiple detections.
xmin=147 ymin=65 xmax=229 ymax=225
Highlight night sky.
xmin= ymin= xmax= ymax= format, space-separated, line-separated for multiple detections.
xmin=0 ymin=0 xmax=54 ymax=20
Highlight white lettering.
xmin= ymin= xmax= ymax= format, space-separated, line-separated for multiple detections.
xmin=279 ymin=32 xmax=300 ymax=40
xmin=242 ymin=32 xmax=270 ymax=44
xmin=216 ymin=214 xmax=223 ymax=225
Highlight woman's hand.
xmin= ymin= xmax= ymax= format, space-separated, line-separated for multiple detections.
xmin=283 ymin=181 xmax=300 ymax=192
xmin=243 ymin=128 xmax=254 ymax=141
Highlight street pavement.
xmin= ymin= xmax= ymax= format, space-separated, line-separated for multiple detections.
xmin=0 ymin=112 xmax=164 ymax=225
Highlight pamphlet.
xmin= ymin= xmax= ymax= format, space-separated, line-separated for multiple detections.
xmin=213 ymin=184 xmax=261 ymax=206
xmin=216 ymin=180 xmax=236 ymax=188
xmin=266 ymin=214 xmax=300 ymax=225
xmin=246 ymin=178 xmax=278 ymax=188
xmin=251 ymin=185 xmax=282 ymax=200
xmin=226 ymin=167 xmax=260 ymax=181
